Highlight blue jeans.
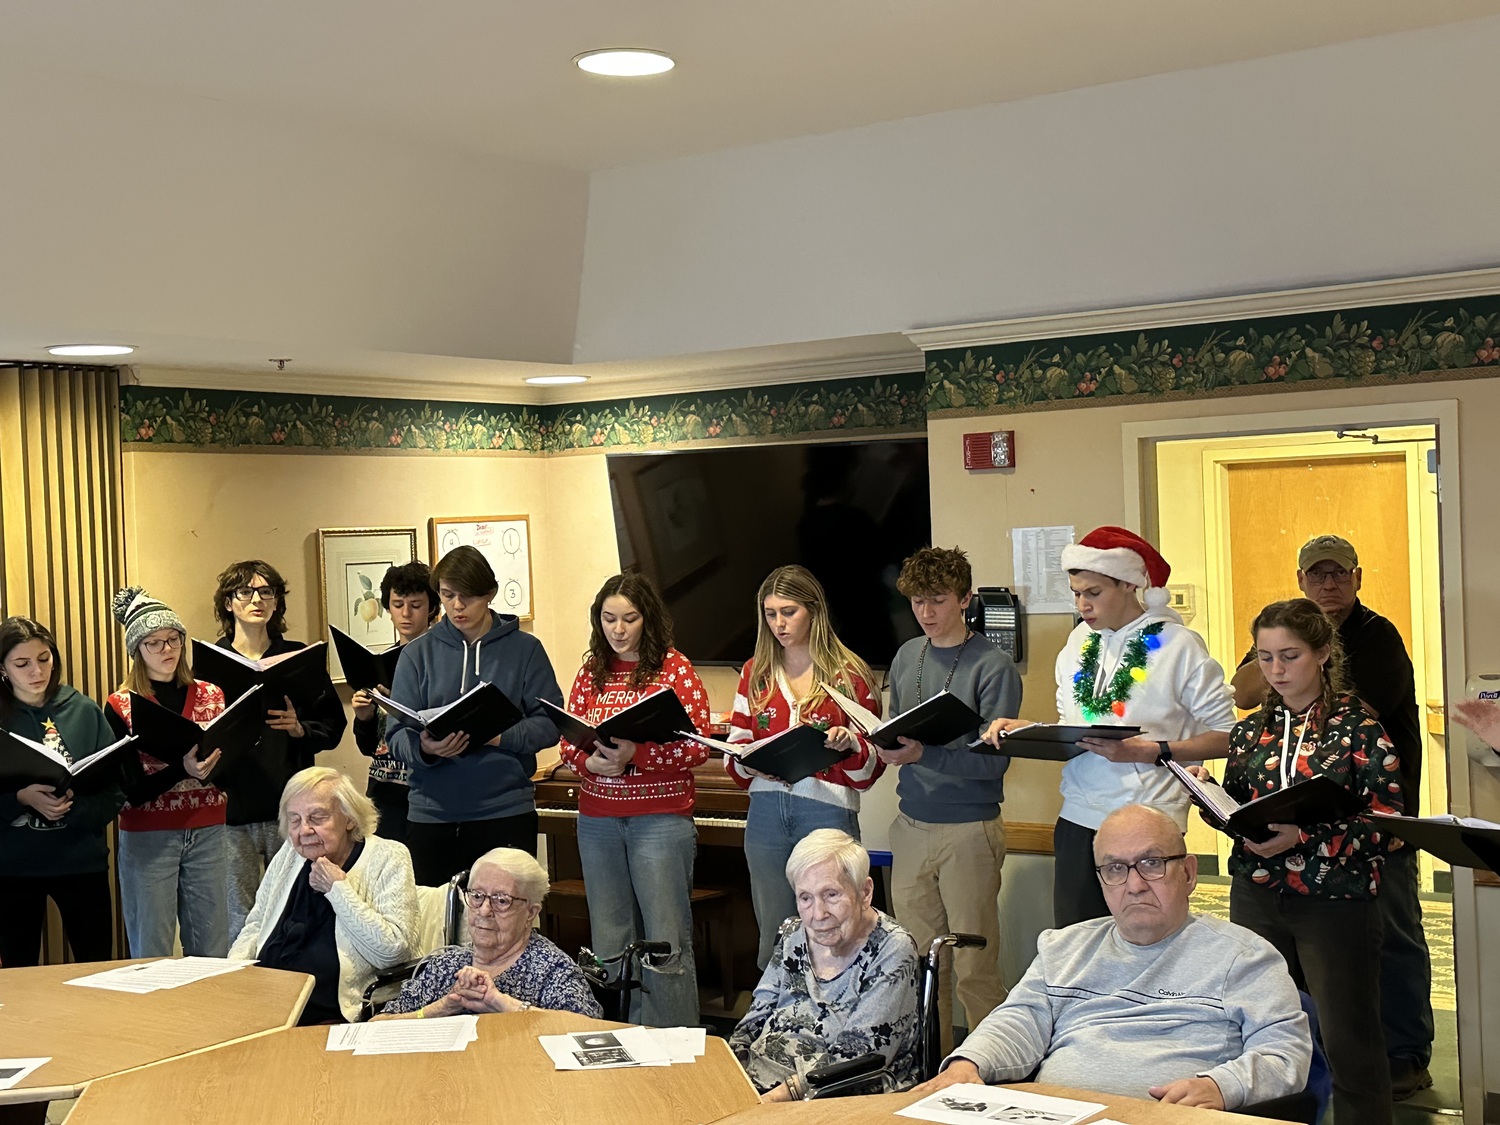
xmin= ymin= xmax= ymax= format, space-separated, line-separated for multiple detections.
xmin=576 ymin=812 xmax=700 ymax=1027
xmin=118 ymin=825 xmax=230 ymax=958
xmin=1379 ymin=846 xmax=1434 ymax=1066
xmin=744 ymin=791 xmax=860 ymax=968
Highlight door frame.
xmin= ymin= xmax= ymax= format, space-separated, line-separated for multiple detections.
xmin=1122 ymin=398 xmax=1478 ymax=1114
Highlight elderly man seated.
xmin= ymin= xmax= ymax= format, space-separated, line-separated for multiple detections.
xmin=915 ymin=805 xmax=1311 ymax=1112
xmin=730 ymin=829 xmax=920 ymax=1102
xmin=376 ymin=847 xmax=602 ymax=1019
xmin=230 ymin=766 xmax=419 ymax=1024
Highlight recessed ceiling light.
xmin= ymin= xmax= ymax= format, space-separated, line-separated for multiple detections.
xmin=47 ymin=344 xmax=135 ymax=357
xmin=524 ymin=374 xmax=591 ymax=386
xmin=574 ymin=49 xmax=674 ymax=77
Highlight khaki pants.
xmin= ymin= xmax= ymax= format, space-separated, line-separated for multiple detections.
xmin=889 ymin=813 xmax=1007 ymax=1058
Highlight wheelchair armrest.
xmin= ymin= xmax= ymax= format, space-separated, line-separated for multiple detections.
xmin=357 ymin=958 xmax=427 ymax=1021
xmin=805 ymin=1052 xmax=890 ymax=1100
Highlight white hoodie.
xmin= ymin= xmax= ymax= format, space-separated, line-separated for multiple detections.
xmin=1055 ymin=610 xmax=1236 ymax=831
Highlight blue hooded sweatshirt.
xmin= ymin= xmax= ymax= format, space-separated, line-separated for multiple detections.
xmin=385 ymin=611 xmax=562 ymax=824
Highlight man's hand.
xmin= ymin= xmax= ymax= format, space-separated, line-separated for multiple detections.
xmin=981 ymin=717 xmax=1031 ymax=747
xmin=877 ymin=736 xmax=924 ymax=766
xmin=1149 ymin=1076 xmax=1225 ymax=1110
xmin=910 ymin=1058 xmax=982 ymax=1094
xmin=1243 ymin=823 xmax=1301 ymax=858
xmin=420 ymin=730 xmax=469 ymax=759
xmin=265 ymin=696 xmax=305 ymax=739
xmin=1079 ymin=734 xmax=1160 ymax=763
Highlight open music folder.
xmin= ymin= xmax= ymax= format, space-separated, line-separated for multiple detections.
xmin=193 ymin=641 xmax=329 ymax=707
xmin=540 ymin=689 xmax=698 ymax=752
xmin=970 ymin=722 xmax=1142 ymax=762
xmin=371 ymin=681 xmax=523 ymax=747
xmin=680 ymin=726 xmax=846 ymax=785
xmin=0 ymin=730 xmax=138 ymax=795
xmin=328 ymin=626 xmax=404 ymax=692
xmin=821 ymin=683 xmax=983 ymax=750
xmin=1369 ymin=813 xmax=1500 ymax=873
xmin=128 ymin=685 xmax=265 ymax=769
xmin=1163 ymin=758 xmax=1366 ymax=844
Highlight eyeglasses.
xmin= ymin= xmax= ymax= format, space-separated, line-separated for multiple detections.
xmin=140 ymin=635 xmax=184 ymax=655
xmin=1303 ymin=567 xmax=1353 ymax=587
xmin=232 ymin=586 xmax=282 ymax=603
xmin=463 ymin=889 xmax=529 ymax=913
xmin=1095 ymin=854 xmax=1187 ymax=886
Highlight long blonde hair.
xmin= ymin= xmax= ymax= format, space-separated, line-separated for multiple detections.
xmin=747 ymin=566 xmax=879 ymax=717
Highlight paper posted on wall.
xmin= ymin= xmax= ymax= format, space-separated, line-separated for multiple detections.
xmin=896 ymin=1083 xmax=1105 ymax=1125
xmin=1010 ymin=526 xmax=1075 ymax=615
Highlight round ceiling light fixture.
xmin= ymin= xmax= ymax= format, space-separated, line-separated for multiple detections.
xmin=47 ymin=344 xmax=135 ymax=357
xmin=524 ymin=374 xmax=590 ymax=386
xmin=574 ymin=48 xmax=675 ymax=77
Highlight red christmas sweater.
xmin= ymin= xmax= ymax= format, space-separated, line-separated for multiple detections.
xmin=107 ymin=683 xmax=228 ymax=832
xmin=726 ymin=662 xmax=884 ymax=810
xmin=558 ymin=650 xmax=711 ymax=818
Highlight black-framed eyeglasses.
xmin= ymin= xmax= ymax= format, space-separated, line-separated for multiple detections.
xmin=463 ymin=889 xmax=529 ymax=913
xmin=232 ymin=585 xmax=282 ymax=603
xmin=140 ymin=635 xmax=184 ymax=655
xmin=1094 ymin=854 xmax=1188 ymax=886
xmin=1303 ymin=567 xmax=1353 ymax=587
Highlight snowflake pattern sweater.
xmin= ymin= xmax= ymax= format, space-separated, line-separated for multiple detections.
xmin=107 ymin=683 xmax=228 ymax=832
xmin=558 ymin=651 xmax=711 ymax=818
xmin=726 ymin=662 xmax=884 ymax=810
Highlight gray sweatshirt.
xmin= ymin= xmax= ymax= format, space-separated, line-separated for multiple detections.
xmin=948 ymin=913 xmax=1310 ymax=1110
xmin=890 ymin=635 xmax=1022 ymax=823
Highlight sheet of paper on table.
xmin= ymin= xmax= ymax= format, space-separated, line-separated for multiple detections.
xmin=0 ymin=1059 xmax=50 ymax=1091
xmin=896 ymin=1083 xmax=1106 ymax=1125
xmin=539 ymin=1026 xmax=695 ymax=1070
xmin=64 ymin=957 xmax=255 ymax=994
xmin=326 ymin=1015 xmax=479 ymax=1055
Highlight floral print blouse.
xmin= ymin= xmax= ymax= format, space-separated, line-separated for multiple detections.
xmin=730 ymin=910 xmax=921 ymax=1093
xmin=380 ymin=932 xmax=602 ymax=1017
xmin=1223 ymin=692 xmax=1404 ymax=900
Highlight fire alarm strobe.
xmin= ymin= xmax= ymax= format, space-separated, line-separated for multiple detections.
xmin=963 ymin=430 xmax=1015 ymax=470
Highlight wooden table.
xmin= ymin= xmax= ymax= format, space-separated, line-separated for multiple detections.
xmin=712 ymin=1083 xmax=1293 ymax=1124
xmin=67 ymin=1010 xmax=761 ymax=1125
xmin=0 ymin=960 xmax=311 ymax=1105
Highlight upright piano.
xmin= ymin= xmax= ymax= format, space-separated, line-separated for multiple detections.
xmin=534 ymin=754 xmax=761 ymax=1006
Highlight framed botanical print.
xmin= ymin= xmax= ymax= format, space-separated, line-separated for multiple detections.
xmin=316 ymin=526 xmax=420 ymax=683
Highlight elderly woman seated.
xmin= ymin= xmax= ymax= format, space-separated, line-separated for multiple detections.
xmin=731 ymin=829 xmax=921 ymax=1101
xmin=375 ymin=847 xmax=602 ymax=1019
xmin=229 ymin=766 xmax=419 ymax=1024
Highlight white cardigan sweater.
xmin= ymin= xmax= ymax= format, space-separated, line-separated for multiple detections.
xmin=230 ymin=835 xmax=420 ymax=1020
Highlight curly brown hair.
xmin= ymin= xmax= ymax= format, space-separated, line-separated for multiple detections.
xmin=1245 ymin=597 xmax=1349 ymax=740
xmin=896 ymin=545 xmax=972 ymax=599
xmin=213 ymin=560 xmax=289 ymax=639
xmin=583 ymin=572 xmax=674 ymax=691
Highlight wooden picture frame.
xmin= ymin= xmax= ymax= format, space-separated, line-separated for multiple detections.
xmin=315 ymin=526 xmax=420 ymax=683
xmin=429 ymin=514 xmax=533 ymax=621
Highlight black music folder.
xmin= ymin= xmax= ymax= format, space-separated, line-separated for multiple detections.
xmin=371 ymin=681 xmax=523 ymax=747
xmin=682 ymin=726 xmax=847 ymax=785
xmin=970 ymin=723 xmax=1142 ymax=762
xmin=128 ymin=685 xmax=266 ymax=768
xmin=1369 ymin=813 xmax=1500 ymax=874
xmin=193 ymin=642 xmax=329 ymax=707
xmin=1164 ymin=758 xmax=1365 ymax=844
xmin=822 ymin=683 xmax=983 ymax=751
xmin=540 ymin=690 xmax=698 ymax=753
xmin=0 ymin=730 xmax=138 ymax=796
xmin=329 ymin=626 xmax=404 ymax=692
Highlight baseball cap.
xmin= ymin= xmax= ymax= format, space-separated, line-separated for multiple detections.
xmin=1298 ymin=534 xmax=1359 ymax=572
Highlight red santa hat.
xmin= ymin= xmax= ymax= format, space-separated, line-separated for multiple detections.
xmin=1060 ymin=526 xmax=1173 ymax=612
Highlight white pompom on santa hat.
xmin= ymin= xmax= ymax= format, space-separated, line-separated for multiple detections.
xmin=1060 ymin=526 xmax=1173 ymax=613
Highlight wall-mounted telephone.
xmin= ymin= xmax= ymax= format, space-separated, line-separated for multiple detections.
xmin=966 ymin=587 xmax=1023 ymax=662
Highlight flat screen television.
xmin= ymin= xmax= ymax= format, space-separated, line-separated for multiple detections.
xmin=606 ymin=438 xmax=931 ymax=669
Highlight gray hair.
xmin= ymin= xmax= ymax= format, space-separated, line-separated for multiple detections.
xmin=277 ymin=766 xmax=379 ymax=842
xmin=785 ymin=828 xmax=869 ymax=892
xmin=470 ymin=847 xmax=550 ymax=903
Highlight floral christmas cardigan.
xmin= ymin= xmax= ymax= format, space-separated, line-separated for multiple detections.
xmin=1222 ymin=693 xmax=1404 ymax=900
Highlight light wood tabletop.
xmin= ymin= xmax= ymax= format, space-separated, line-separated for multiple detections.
xmin=67 ymin=1010 xmax=761 ymax=1125
xmin=0 ymin=959 xmax=312 ymax=1104
xmin=711 ymin=1082 xmax=1295 ymax=1124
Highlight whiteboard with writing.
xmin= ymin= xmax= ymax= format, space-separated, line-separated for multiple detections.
xmin=429 ymin=515 xmax=533 ymax=621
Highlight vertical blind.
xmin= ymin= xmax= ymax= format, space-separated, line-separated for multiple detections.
xmin=0 ymin=364 xmax=127 ymax=701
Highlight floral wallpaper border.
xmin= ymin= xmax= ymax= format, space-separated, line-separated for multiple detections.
xmin=924 ymin=294 xmax=1500 ymax=415
xmin=120 ymin=373 xmax=929 ymax=454
xmin=121 ymin=294 xmax=1500 ymax=453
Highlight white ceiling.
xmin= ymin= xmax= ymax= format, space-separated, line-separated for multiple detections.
xmin=4 ymin=0 xmax=1498 ymax=172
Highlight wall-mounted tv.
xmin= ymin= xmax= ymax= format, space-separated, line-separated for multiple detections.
xmin=606 ymin=438 xmax=931 ymax=669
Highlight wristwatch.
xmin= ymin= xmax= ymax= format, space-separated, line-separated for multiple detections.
xmin=1156 ymin=741 xmax=1173 ymax=764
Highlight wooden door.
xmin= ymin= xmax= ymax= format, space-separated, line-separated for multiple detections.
xmin=1224 ymin=454 xmax=1413 ymax=657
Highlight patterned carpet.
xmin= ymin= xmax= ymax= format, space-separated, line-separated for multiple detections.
xmin=1190 ymin=879 xmax=1456 ymax=1010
